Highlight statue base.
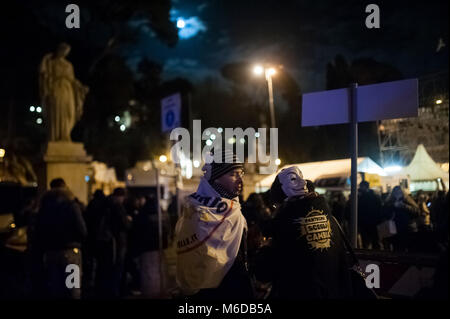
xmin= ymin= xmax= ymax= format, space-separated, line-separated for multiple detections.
xmin=38 ymin=141 xmax=93 ymax=204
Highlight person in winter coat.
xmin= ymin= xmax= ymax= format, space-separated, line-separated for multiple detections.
xmin=431 ymin=191 xmax=449 ymax=249
xmin=175 ymin=149 xmax=254 ymax=300
xmin=382 ymin=186 xmax=421 ymax=252
xmin=33 ymin=178 xmax=87 ymax=299
xmin=94 ymin=187 xmax=131 ymax=298
xmin=329 ymin=191 xmax=347 ymax=226
xmin=242 ymin=193 xmax=272 ymax=254
xmin=263 ymin=166 xmax=353 ymax=299
xmin=358 ymin=181 xmax=382 ymax=250
xmin=131 ymin=195 xmax=170 ymax=298
xmin=82 ymin=189 xmax=106 ymax=296
xmin=415 ymin=190 xmax=431 ymax=232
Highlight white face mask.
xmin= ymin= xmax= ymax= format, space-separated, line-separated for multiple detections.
xmin=278 ymin=166 xmax=308 ymax=198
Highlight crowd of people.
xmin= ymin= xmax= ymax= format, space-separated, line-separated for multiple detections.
xmin=4 ymin=151 xmax=448 ymax=300
xmin=324 ymin=181 xmax=448 ymax=253
xmin=22 ymin=178 xmax=172 ymax=299
xmin=174 ymin=150 xmax=448 ymax=300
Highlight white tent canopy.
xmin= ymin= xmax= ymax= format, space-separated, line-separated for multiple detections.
xmin=401 ymin=144 xmax=449 ymax=181
xmin=258 ymin=157 xmax=385 ymax=188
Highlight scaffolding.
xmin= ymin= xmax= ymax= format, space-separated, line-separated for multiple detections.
xmin=377 ymin=71 xmax=449 ymax=166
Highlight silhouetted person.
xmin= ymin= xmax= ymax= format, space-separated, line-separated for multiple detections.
xmin=82 ymin=189 xmax=106 ymax=297
xmin=167 ymin=194 xmax=179 ymax=243
xmin=415 ymin=190 xmax=432 ymax=232
xmin=358 ymin=181 xmax=382 ymax=249
xmin=122 ymin=194 xmax=146 ymax=295
xmin=94 ymin=187 xmax=131 ymax=298
xmin=33 ymin=178 xmax=87 ymax=299
xmin=242 ymin=193 xmax=272 ymax=257
xmin=329 ymin=191 xmax=347 ymax=225
xmin=431 ymin=191 xmax=448 ymax=249
xmin=264 ymin=167 xmax=353 ymax=299
xmin=133 ymin=196 xmax=170 ymax=298
xmin=382 ymin=186 xmax=420 ymax=252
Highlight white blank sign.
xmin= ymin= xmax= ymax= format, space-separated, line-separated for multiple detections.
xmin=301 ymin=78 xmax=418 ymax=127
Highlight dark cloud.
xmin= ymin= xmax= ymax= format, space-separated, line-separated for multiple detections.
xmin=123 ymin=0 xmax=448 ymax=91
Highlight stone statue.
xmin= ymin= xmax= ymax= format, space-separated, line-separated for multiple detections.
xmin=39 ymin=43 xmax=89 ymax=142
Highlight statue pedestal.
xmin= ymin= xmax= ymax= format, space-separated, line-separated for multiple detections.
xmin=38 ymin=142 xmax=92 ymax=204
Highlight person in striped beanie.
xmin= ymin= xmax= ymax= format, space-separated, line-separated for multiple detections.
xmin=202 ymin=149 xmax=245 ymax=199
xmin=175 ymin=149 xmax=254 ymax=299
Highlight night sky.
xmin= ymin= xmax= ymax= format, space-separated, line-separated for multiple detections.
xmin=1 ymin=0 xmax=448 ymax=171
xmin=123 ymin=0 xmax=448 ymax=92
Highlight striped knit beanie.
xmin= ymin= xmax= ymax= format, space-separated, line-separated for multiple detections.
xmin=202 ymin=149 xmax=244 ymax=182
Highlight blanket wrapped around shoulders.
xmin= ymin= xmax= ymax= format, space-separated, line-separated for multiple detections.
xmin=175 ymin=178 xmax=246 ymax=295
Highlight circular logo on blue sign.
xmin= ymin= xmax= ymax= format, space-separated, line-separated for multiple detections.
xmin=165 ymin=110 xmax=175 ymax=127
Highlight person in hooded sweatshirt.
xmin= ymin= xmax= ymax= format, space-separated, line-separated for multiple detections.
xmin=266 ymin=166 xmax=353 ymax=299
xmin=175 ymin=149 xmax=254 ymax=300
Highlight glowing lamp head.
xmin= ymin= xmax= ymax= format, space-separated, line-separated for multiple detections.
xmin=267 ymin=68 xmax=276 ymax=76
xmin=253 ymin=65 xmax=264 ymax=76
xmin=159 ymin=155 xmax=168 ymax=163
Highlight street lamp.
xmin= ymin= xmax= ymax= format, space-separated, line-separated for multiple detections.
xmin=253 ymin=65 xmax=264 ymax=76
xmin=1 ymin=148 xmax=6 ymax=181
xmin=253 ymin=64 xmax=277 ymax=128
xmin=159 ymin=155 xmax=168 ymax=163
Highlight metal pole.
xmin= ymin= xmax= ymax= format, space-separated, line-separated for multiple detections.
xmin=173 ymin=144 xmax=182 ymax=219
xmin=155 ymin=165 xmax=164 ymax=296
xmin=266 ymin=72 xmax=276 ymax=128
xmin=350 ymin=83 xmax=358 ymax=249
xmin=176 ymin=169 xmax=182 ymax=219
xmin=376 ymin=120 xmax=385 ymax=167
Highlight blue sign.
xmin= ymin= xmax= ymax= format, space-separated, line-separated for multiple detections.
xmin=161 ymin=93 xmax=181 ymax=132
xmin=302 ymin=78 xmax=418 ymax=127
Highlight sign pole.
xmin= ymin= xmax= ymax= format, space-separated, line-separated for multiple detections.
xmin=155 ymin=164 xmax=164 ymax=296
xmin=350 ymin=83 xmax=358 ymax=248
xmin=301 ymin=78 xmax=418 ymax=247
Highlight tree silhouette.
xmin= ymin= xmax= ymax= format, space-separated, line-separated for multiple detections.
xmin=0 ymin=1 xmax=178 ymax=181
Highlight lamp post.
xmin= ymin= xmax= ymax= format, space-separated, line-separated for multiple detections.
xmin=151 ymin=158 xmax=164 ymax=297
xmin=253 ymin=65 xmax=277 ymax=128
xmin=154 ymin=153 xmax=182 ymax=297
xmin=0 ymin=148 xmax=5 ymax=181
